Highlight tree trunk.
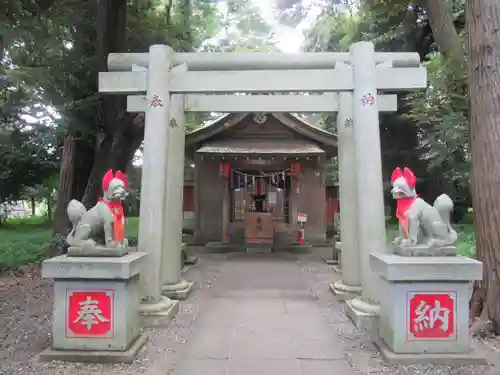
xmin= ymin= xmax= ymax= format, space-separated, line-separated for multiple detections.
xmin=82 ymin=113 xmax=144 ymax=207
xmin=82 ymin=134 xmax=114 ymax=208
xmin=52 ymin=135 xmax=75 ymax=238
xmin=422 ymin=0 xmax=463 ymax=58
xmin=47 ymin=194 xmax=52 ymax=222
xmin=31 ymin=198 xmax=36 ymax=216
xmin=72 ymin=135 xmax=95 ymax=202
xmin=466 ymin=0 xmax=500 ymax=332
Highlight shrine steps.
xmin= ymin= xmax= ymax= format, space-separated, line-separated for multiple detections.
xmin=200 ymin=242 xmax=315 ymax=255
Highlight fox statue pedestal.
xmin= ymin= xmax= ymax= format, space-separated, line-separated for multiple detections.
xmin=39 ymin=252 xmax=148 ymax=363
xmin=39 ymin=170 xmax=149 ymax=364
xmin=370 ymin=252 xmax=485 ymax=365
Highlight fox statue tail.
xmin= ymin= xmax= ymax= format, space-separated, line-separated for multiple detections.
xmin=433 ymin=194 xmax=458 ymax=243
xmin=67 ymin=199 xmax=86 ymax=235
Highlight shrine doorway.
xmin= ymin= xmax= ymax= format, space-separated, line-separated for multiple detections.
xmin=229 ymin=168 xmax=291 ymax=245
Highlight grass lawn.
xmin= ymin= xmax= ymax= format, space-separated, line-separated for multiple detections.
xmin=0 ymin=216 xmax=476 ymax=271
xmin=0 ymin=216 xmax=140 ymax=272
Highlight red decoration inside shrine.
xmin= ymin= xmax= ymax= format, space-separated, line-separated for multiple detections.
xmin=290 ymin=162 xmax=301 ymax=181
xmin=219 ymin=161 xmax=230 ymax=177
xmin=257 ymin=180 xmax=263 ymax=194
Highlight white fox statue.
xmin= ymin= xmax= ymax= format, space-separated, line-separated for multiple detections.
xmin=390 ymin=167 xmax=458 ymax=250
xmin=66 ymin=169 xmax=129 ymax=249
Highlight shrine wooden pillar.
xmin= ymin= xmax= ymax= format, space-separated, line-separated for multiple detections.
xmin=193 ymin=153 xmax=202 ymax=243
xmin=289 ymin=176 xmax=298 ymax=241
xmin=221 ymin=161 xmax=230 ymax=243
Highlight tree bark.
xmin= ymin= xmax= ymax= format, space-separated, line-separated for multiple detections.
xmin=51 ymin=133 xmax=94 ymax=236
xmin=466 ymin=0 xmax=500 ymax=332
xmin=72 ymin=135 xmax=95 ymax=202
xmin=47 ymin=193 xmax=52 ymax=222
xmin=52 ymin=135 xmax=75 ymax=238
xmin=81 ymin=117 xmax=144 ymax=208
xmin=422 ymin=0 xmax=463 ymax=58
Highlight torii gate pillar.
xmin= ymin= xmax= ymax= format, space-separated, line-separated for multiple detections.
xmin=136 ymin=45 xmax=179 ymax=318
xmin=331 ymin=60 xmax=398 ymax=303
xmin=344 ymin=42 xmax=387 ymax=330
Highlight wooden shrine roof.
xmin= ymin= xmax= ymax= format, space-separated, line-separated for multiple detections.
xmin=185 ymin=113 xmax=337 ymax=150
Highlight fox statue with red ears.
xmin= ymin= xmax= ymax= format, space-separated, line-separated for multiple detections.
xmin=66 ymin=169 xmax=129 ymax=249
xmin=390 ymin=167 xmax=458 ymax=250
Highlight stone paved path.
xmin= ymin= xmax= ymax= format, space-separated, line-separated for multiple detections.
xmin=173 ymin=254 xmax=357 ymax=375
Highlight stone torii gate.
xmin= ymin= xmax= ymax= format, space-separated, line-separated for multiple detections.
xmin=98 ymin=42 xmax=427 ymax=327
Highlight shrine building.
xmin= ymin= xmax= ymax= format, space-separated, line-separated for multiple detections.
xmin=182 ymin=112 xmax=338 ymax=247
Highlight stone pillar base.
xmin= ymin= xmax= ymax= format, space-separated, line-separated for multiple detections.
xmin=323 ymin=258 xmax=338 ymax=265
xmin=330 ymin=281 xmax=361 ymax=301
xmin=321 ymin=239 xmax=339 ymax=264
xmin=39 ymin=333 xmax=148 ymax=364
xmin=327 ymin=241 xmax=342 ymax=271
xmin=184 ymin=256 xmax=198 ymax=265
xmin=375 ymin=339 xmax=487 ymax=366
xmin=345 ymin=297 xmax=380 ymax=332
xmin=332 ymin=265 xmax=341 ymax=273
xmin=139 ymin=296 xmax=179 ymax=318
xmin=161 ymin=279 xmax=194 ymax=300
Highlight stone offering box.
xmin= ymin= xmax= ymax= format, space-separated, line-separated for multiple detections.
xmin=39 ymin=252 xmax=148 ymax=363
xmin=370 ymin=253 xmax=485 ymax=365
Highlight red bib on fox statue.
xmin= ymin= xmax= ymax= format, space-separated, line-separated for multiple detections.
xmin=390 ymin=167 xmax=418 ymax=237
xmin=99 ymin=170 xmax=128 ymax=243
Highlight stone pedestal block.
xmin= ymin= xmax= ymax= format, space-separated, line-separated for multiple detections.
xmin=370 ymin=253 xmax=486 ymax=365
xmin=39 ymin=252 xmax=148 ymax=363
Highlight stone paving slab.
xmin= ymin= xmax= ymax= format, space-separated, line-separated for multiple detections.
xmin=172 ymin=256 xmax=358 ymax=375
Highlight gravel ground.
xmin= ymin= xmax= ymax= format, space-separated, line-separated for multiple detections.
xmin=0 ymin=253 xmax=498 ymax=375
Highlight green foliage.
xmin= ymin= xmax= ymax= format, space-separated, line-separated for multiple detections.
xmin=200 ymin=0 xmax=275 ymax=52
xmin=0 ymin=216 xmax=52 ymax=271
xmin=0 ymin=127 xmax=58 ymax=203
xmin=0 ymin=216 xmax=140 ymax=271
xmin=405 ymin=51 xmax=469 ymax=189
xmin=125 ymin=216 xmax=139 ymax=238
xmin=304 ymin=8 xmax=361 ymax=52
